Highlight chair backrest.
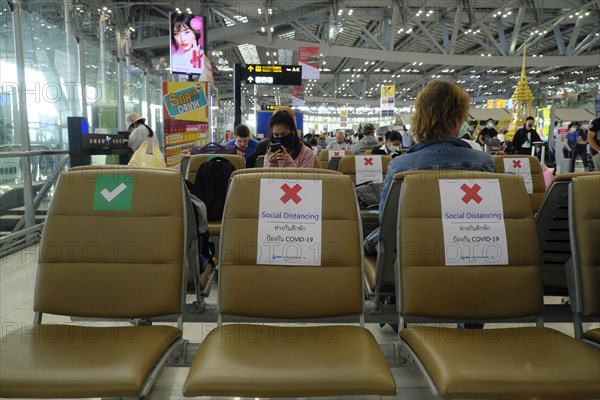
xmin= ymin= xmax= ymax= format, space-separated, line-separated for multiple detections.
xmin=397 ymin=170 xmax=543 ymax=320
xmin=187 ymin=154 xmax=245 ymax=183
xmin=568 ymin=175 xmax=600 ymax=317
xmin=371 ymin=176 xmax=404 ymax=296
xmin=34 ymin=166 xmax=185 ymax=318
xmin=338 ymin=155 xmax=392 ymax=184
xmin=535 ymin=172 xmax=600 ymax=294
xmin=493 ymin=155 xmax=545 ymax=213
xmin=313 ymin=155 xmax=320 ymax=168
xmin=318 ymin=149 xmax=352 ymax=168
xmin=219 ymin=169 xmax=363 ymax=319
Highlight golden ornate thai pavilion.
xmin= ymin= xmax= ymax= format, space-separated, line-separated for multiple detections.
xmin=507 ymin=46 xmax=535 ymax=141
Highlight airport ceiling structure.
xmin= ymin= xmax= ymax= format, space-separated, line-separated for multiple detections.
xmin=17 ymin=0 xmax=600 ymax=111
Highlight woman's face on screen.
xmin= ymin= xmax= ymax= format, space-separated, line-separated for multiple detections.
xmin=174 ymin=26 xmax=196 ymax=52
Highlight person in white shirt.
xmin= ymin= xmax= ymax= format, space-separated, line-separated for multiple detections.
xmin=326 ymin=130 xmax=349 ymax=149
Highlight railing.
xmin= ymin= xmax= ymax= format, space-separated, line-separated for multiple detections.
xmin=0 ymin=150 xmax=69 ymax=258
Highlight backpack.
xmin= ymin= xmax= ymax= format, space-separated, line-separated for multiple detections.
xmin=194 ymin=157 xmax=236 ymax=221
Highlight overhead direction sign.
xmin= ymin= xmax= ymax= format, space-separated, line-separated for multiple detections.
xmin=241 ymin=64 xmax=302 ymax=86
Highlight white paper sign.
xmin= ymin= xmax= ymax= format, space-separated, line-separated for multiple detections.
xmin=328 ymin=150 xmax=344 ymax=161
xmin=257 ymin=179 xmax=322 ymax=266
xmin=439 ymin=179 xmax=509 ymax=266
xmin=503 ymin=158 xmax=533 ymax=193
xmin=355 ymin=155 xmax=383 ymax=184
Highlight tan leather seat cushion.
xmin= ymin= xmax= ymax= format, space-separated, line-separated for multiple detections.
xmin=184 ymin=324 xmax=396 ymax=397
xmin=364 ymin=255 xmax=377 ymax=291
xmin=583 ymin=328 xmax=600 ymax=344
xmin=402 ymin=326 xmax=600 ymax=399
xmin=0 ymin=325 xmax=181 ymax=398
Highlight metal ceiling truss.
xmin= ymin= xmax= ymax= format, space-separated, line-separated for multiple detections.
xmin=17 ymin=0 xmax=598 ymax=109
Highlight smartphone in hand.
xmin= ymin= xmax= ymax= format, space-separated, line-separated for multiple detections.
xmin=270 ymin=143 xmax=282 ymax=153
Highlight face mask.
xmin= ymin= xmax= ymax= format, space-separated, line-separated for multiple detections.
xmin=388 ymin=145 xmax=400 ymax=153
xmin=487 ymin=123 xmax=495 ymax=129
xmin=582 ymin=124 xmax=589 ymax=130
xmin=276 ymin=133 xmax=294 ymax=149
xmin=526 ymin=123 xmax=533 ymax=129
xmin=569 ymin=127 xmax=577 ymax=133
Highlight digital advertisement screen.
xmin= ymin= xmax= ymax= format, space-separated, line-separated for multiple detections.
xmin=170 ymin=13 xmax=205 ymax=75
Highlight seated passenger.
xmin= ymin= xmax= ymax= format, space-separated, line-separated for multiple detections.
xmin=377 ymin=80 xmax=496 ymax=218
xmin=372 ymin=130 xmax=402 ymax=157
xmin=350 ymin=123 xmax=378 ymax=154
xmin=246 ymin=106 xmax=312 ymax=167
xmin=369 ymin=80 xmax=496 ymax=331
xmin=364 ymin=81 xmax=495 ymax=255
xmin=264 ymin=110 xmax=314 ymax=168
xmin=226 ymin=123 xmax=259 ymax=162
xmin=326 ymin=130 xmax=349 ymax=150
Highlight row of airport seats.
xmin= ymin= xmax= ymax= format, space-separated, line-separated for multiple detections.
xmin=0 ymin=165 xmax=397 ymax=398
xmin=2 ymin=165 xmax=598 ymax=399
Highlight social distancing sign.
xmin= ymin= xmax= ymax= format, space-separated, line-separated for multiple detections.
xmin=257 ymin=179 xmax=322 ymax=266
xmin=93 ymin=176 xmax=134 ymax=211
xmin=328 ymin=150 xmax=344 ymax=160
xmin=355 ymin=155 xmax=383 ymax=184
xmin=503 ymin=158 xmax=533 ymax=193
xmin=439 ymin=179 xmax=508 ymax=266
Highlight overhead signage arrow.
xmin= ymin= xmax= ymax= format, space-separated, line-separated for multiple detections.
xmin=247 ymin=76 xmax=254 ymax=83
xmin=248 ymin=65 xmax=254 ymax=72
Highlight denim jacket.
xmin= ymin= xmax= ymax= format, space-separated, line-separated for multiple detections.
xmin=378 ymin=137 xmax=496 ymax=216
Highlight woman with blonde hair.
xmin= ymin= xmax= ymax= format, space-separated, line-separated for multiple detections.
xmin=377 ymin=80 xmax=496 ymax=213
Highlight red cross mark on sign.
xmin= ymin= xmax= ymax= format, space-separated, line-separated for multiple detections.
xmin=512 ymin=160 xmax=522 ymax=168
xmin=364 ymin=157 xmax=373 ymax=166
xmin=460 ymin=183 xmax=483 ymax=204
xmin=190 ymin=50 xmax=203 ymax=68
xmin=280 ymin=183 xmax=302 ymax=204
xmin=333 ymin=151 xmax=340 ymax=157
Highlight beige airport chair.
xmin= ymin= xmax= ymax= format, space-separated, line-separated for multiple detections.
xmin=566 ymin=175 xmax=600 ymax=348
xmin=255 ymin=154 xmax=266 ymax=168
xmin=493 ymin=154 xmax=546 ymax=213
xmin=183 ymin=169 xmax=396 ymax=397
xmin=338 ymin=154 xmax=392 ymax=184
xmin=396 ymin=170 xmax=600 ymax=399
xmin=318 ymin=149 xmax=352 ymax=169
xmin=313 ymin=155 xmax=320 ymax=168
xmin=535 ymin=172 xmax=600 ymax=295
xmin=0 ymin=166 xmax=187 ymax=398
xmin=185 ymin=154 xmax=245 ymax=235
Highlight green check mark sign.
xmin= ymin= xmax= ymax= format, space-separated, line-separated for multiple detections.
xmin=93 ymin=176 xmax=134 ymax=211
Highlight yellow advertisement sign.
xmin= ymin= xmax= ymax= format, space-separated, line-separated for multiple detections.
xmin=381 ymin=85 xmax=394 ymax=97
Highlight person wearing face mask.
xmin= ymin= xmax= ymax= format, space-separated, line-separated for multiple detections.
xmin=570 ymin=122 xmax=590 ymax=172
xmin=225 ymin=124 xmax=258 ymax=162
xmin=513 ymin=116 xmax=542 ymax=155
xmin=477 ymin=118 xmax=498 ymax=145
xmin=372 ymin=130 xmax=402 ymax=157
xmin=264 ymin=110 xmax=314 ymax=168
xmin=562 ymin=122 xmax=579 ymax=172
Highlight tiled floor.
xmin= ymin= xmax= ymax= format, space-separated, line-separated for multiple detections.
xmin=1 ymin=245 xmax=597 ymax=400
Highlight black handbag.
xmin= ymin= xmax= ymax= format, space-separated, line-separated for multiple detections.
xmin=191 ymin=142 xmax=236 ymax=155
xmin=355 ymin=181 xmax=384 ymax=209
